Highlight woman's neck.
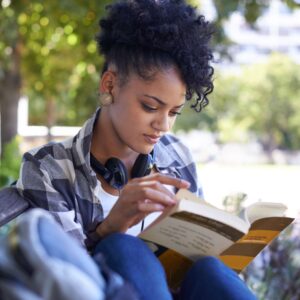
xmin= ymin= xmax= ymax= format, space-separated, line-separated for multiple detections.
xmin=91 ymin=109 xmax=138 ymax=168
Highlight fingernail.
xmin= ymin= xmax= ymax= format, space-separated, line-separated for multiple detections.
xmin=167 ymin=196 xmax=177 ymax=205
xmin=156 ymin=204 xmax=165 ymax=211
xmin=181 ymin=179 xmax=190 ymax=187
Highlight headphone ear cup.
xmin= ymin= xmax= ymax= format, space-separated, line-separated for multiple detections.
xmin=131 ymin=154 xmax=153 ymax=179
xmin=105 ymin=158 xmax=128 ymax=189
xmin=90 ymin=153 xmax=111 ymax=182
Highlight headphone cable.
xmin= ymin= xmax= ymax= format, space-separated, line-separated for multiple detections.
xmin=117 ymin=186 xmax=145 ymax=233
xmin=141 ymin=219 xmax=145 ymax=232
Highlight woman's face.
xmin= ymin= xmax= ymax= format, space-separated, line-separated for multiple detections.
xmin=107 ymin=66 xmax=186 ymax=154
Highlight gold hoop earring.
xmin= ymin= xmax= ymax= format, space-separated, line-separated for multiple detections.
xmin=99 ymin=92 xmax=113 ymax=106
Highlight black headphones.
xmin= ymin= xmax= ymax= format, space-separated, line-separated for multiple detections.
xmin=90 ymin=153 xmax=153 ymax=190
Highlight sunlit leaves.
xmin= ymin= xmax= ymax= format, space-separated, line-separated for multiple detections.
xmin=0 ymin=0 xmax=113 ymax=126
xmin=175 ymin=52 xmax=300 ymax=151
xmin=1 ymin=0 xmax=299 ymax=137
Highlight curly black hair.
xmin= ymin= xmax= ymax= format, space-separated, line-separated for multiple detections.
xmin=96 ymin=0 xmax=214 ymax=112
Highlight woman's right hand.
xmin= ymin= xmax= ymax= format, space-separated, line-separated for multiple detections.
xmin=96 ymin=173 xmax=190 ymax=238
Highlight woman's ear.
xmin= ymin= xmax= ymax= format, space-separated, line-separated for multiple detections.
xmin=99 ymin=70 xmax=117 ymax=95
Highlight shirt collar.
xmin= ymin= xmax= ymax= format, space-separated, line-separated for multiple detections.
xmin=72 ymin=109 xmax=100 ymax=187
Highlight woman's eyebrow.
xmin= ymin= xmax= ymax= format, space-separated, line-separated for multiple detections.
xmin=144 ymin=94 xmax=185 ymax=108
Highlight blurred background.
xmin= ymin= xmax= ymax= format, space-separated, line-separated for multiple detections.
xmin=1 ymin=0 xmax=300 ymax=298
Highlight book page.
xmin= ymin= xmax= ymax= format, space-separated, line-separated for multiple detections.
xmin=175 ymin=189 xmax=250 ymax=232
xmin=240 ymin=202 xmax=288 ymax=225
xmin=140 ymin=211 xmax=245 ymax=261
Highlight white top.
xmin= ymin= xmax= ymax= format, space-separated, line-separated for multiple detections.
xmin=98 ymin=183 xmax=162 ymax=236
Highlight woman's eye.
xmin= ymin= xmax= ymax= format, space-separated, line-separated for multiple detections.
xmin=142 ymin=103 xmax=157 ymax=112
xmin=142 ymin=103 xmax=181 ymax=117
xmin=169 ymin=111 xmax=181 ymax=117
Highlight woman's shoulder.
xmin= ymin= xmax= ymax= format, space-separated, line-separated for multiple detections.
xmin=23 ymin=138 xmax=73 ymax=162
xmin=159 ymin=133 xmax=190 ymax=150
xmin=21 ymin=138 xmax=75 ymax=177
xmin=158 ymin=133 xmax=194 ymax=166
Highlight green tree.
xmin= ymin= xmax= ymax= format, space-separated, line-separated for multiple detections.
xmin=0 ymin=0 xmax=112 ymax=153
xmin=1 ymin=0 xmax=299 ymax=154
xmin=174 ymin=71 xmax=243 ymax=138
xmin=234 ymin=53 xmax=300 ymax=153
xmin=176 ymin=53 xmax=300 ymax=154
xmin=0 ymin=137 xmax=22 ymax=187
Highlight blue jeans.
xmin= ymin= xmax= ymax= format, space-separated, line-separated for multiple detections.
xmin=94 ymin=233 xmax=257 ymax=300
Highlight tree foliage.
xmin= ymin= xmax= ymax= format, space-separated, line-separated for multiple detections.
xmin=0 ymin=137 xmax=22 ymax=187
xmin=233 ymin=53 xmax=300 ymax=151
xmin=1 ymin=0 xmax=300 ymax=150
xmin=1 ymin=0 xmax=113 ymax=127
xmin=175 ymin=53 xmax=300 ymax=151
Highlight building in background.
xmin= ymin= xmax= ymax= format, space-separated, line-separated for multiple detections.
xmin=223 ymin=0 xmax=300 ymax=68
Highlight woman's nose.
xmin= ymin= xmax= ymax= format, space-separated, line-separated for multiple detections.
xmin=152 ymin=113 xmax=170 ymax=132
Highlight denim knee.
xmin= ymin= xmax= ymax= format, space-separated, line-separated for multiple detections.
xmin=180 ymin=257 xmax=257 ymax=300
xmin=94 ymin=233 xmax=162 ymax=269
xmin=95 ymin=233 xmax=143 ymax=252
xmin=188 ymin=256 xmax=244 ymax=285
xmin=94 ymin=234 xmax=172 ymax=300
xmin=193 ymin=256 xmax=232 ymax=276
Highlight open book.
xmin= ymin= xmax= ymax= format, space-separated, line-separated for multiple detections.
xmin=139 ymin=189 xmax=294 ymax=289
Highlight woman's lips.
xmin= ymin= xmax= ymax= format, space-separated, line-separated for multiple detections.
xmin=144 ymin=134 xmax=161 ymax=144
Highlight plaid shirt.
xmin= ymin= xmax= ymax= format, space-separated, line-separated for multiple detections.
xmin=16 ymin=109 xmax=203 ymax=250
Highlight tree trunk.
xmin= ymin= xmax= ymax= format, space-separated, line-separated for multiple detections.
xmin=262 ymin=133 xmax=277 ymax=164
xmin=46 ymin=97 xmax=56 ymax=142
xmin=0 ymin=42 xmax=21 ymax=157
xmin=0 ymin=72 xmax=21 ymax=156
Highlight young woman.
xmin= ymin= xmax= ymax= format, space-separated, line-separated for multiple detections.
xmin=14 ymin=0 xmax=256 ymax=299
